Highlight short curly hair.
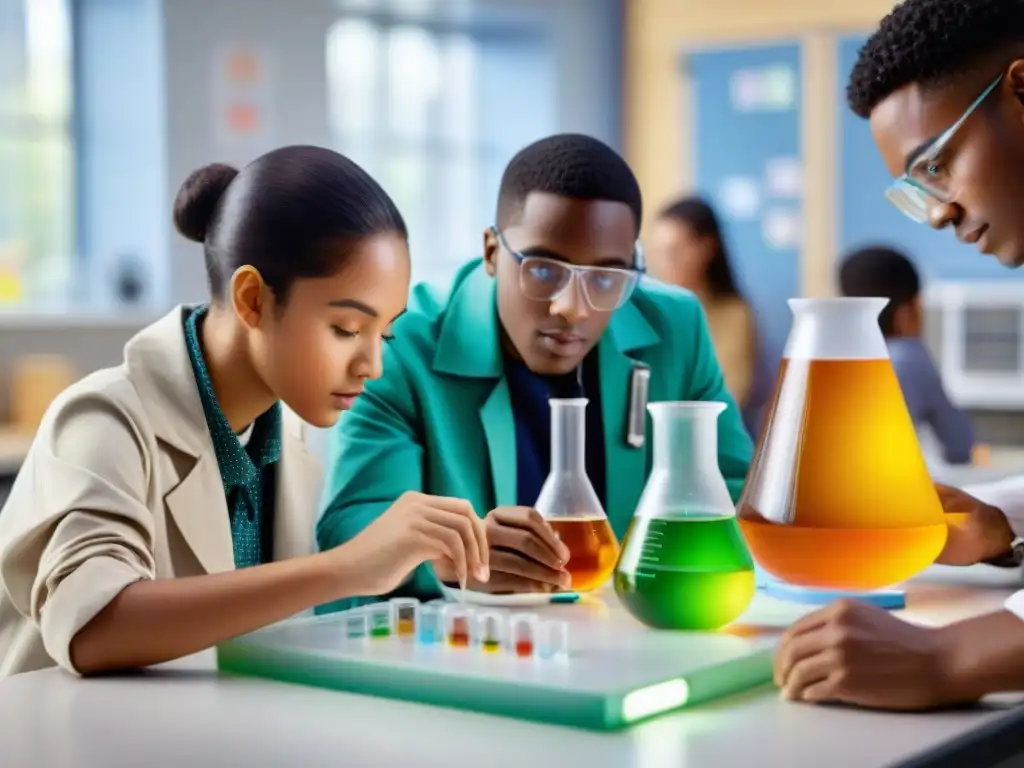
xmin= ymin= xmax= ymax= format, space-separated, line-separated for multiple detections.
xmin=495 ymin=133 xmax=643 ymax=233
xmin=838 ymin=245 xmax=921 ymax=336
xmin=847 ymin=0 xmax=1024 ymax=119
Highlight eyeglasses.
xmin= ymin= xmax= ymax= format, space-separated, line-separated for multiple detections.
xmin=494 ymin=228 xmax=643 ymax=312
xmin=886 ymin=74 xmax=1002 ymax=223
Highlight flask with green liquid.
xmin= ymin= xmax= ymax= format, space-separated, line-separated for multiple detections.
xmin=614 ymin=401 xmax=755 ymax=631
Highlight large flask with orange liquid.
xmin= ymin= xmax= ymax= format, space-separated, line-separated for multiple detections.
xmin=736 ymin=298 xmax=948 ymax=591
xmin=535 ymin=398 xmax=620 ymax=592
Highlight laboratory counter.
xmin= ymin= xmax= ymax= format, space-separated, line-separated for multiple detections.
xmin=1 ymin=564 xmax=1024 ymax=767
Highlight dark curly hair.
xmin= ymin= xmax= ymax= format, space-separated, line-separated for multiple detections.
xmin=847 ymin=0 xmax=1024 ymax=119
xmin=495 ymin=133 xmax=643 ymax=235
xmin=838 ymin=245 xmax=921 ymax=337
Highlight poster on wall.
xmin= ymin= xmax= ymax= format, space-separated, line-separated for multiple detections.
xmin=686 ymin=43 xmax=802 ymax=368
xmin=211 ymin=44 xmax=276 ymax=153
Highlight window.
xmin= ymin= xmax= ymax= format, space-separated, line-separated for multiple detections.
xmin=0 ymin=0 xmax=73 ymax=306
xmin=326 ymin=14 xmax=555 ymax=290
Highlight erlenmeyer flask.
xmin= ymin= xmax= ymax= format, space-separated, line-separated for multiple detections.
xmin=737 ymin=298 xmax=947 ymax=591
xmin=534 ymin=398 xmax=620 ymax=593
xmin=614 ymin=402 xmax=755 ymax=630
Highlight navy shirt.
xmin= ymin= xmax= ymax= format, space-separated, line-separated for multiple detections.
xmin=503 ymin=351 xmax=607 ymax=510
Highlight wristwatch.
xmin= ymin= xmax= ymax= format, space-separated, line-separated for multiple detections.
xmin=984 ymin=535 xmax=1024 ymax=569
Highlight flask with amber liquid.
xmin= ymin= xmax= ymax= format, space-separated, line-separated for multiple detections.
xmin=534 ymin=398 xmax=619 ymax=593
xmin=736 ymin=298 xmax=948 ymax=591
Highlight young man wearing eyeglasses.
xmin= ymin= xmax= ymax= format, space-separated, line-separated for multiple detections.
xmin=774 ymin=0 xmax=1024 ymax=712
xmin=316 ymin=133 xmax=753 ymax=603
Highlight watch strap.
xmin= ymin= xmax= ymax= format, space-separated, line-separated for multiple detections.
xmin=983 ymin=536 xmax=1024 ymax=568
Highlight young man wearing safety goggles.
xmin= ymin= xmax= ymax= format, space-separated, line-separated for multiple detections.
xmin=317 ymin=133 xmax=753 ymax=604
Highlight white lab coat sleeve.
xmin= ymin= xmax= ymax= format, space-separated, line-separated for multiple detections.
xmin=0 ymin=387 xmax=157 ymax=674
xmin=964 ymin=476 xmax=1024 ymax=622
xmin=964 ymin=475 xmax=1024 ymax=539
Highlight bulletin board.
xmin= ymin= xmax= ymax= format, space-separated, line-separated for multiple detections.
xmin=837 ymin=35 xmax=1024 ymax=282
xmin=683 ymin=43 xmax=803 ymax=363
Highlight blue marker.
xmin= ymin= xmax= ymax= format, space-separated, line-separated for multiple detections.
xmin=761 ymin=581 xmax=906 ymax=610
xmin=550 ymin=592 xmax=580 ymax=604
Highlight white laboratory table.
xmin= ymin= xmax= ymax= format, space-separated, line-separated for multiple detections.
xmin=2 ymin=565 xmax=1024 ymax=768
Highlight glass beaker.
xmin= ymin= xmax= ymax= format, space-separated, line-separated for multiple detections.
xmin=534 ymin=398 xmax=620 ymax=592
xmin=736 ymin=298 xmax=947 ymax=591
xmin=614 ymin=402 xmax=756 ymax=630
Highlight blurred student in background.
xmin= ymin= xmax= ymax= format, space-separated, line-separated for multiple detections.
xmin=839 ymin=245 xmax=978 ymax=467
xmin=647 ymin=196 xmax=769 ymax=435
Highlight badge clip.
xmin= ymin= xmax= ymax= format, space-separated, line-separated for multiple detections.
xmin=626 ymin=363 xmax=650 ymax=449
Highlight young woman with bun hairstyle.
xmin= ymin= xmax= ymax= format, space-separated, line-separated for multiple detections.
xmin=0 ymin=145 xmax=489 ymax=678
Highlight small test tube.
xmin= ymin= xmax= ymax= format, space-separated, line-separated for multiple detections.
xmin=368 ymin=603 xmax=391 ymax=638
xmin=443 ymin=605 xmax=472 ymax=648
xmin=389 ymin=598 xmax=419 ymax=638
xmin=537 ymin=619 xmax=569 ymax=661
xmin=508 ymin=613 xmax=539 ymax=659
xmin=474 ymin=611 xmax=505 ymax=653
xmin=344 ymin=608 xmax=368 ymax=641
xmin=417 ymin=603 xmax=442 ymax=644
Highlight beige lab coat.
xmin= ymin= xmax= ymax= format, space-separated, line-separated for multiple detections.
xmin=0 ymin=306 xmax=322 ymax=677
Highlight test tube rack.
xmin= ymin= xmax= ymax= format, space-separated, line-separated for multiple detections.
xmin=342 ymin=597 xmax=570 ymax=661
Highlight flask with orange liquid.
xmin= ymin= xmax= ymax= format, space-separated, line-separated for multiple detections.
xmin=534 ymin=398 xmax=620 ymax=592
xmin=736 ymin=298 xmax=948 ymax=592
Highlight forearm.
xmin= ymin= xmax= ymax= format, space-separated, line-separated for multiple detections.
xmin=939 ymin=609 xmax=1024 ymax=701
xmin=70 ymin=550 xmax=354 ymax=674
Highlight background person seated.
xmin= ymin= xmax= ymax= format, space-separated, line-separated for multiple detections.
xmin=646 ymin=195 xmax=771 ymax=438
xmin=838 ymin=245 xmax=978 ymax=467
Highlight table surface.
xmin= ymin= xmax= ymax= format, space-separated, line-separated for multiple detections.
xmin=2 ymin=565 xmax=1024 ymax=768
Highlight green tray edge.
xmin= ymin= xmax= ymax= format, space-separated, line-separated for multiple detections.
xmin=215 ymin=639 xmax=775 ymax=732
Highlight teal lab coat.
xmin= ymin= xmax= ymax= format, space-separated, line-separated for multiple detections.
xmin=317 ymin=259 xmax=753 ymax=604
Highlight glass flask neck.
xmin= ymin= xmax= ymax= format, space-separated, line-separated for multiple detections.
xmin=649 ymin=401 xmax=724 ymax=473
xmin=549 ymin=397 xmax=588 ymax=473
xmin=636 ymin=401 xmax=734 ymax=520
xmin=784 ymin=297 xmax=890 ymax=361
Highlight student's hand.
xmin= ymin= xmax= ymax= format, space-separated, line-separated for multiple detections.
xmin=338 ymin=492 xmax=489 ymax=596
xmin=774 ymin=599 xmax=952 ymax=710
xmin=437 ymin=506 xmax=571 ymax=593
xmin=935 ymin=483 xmax=1015 ymax=565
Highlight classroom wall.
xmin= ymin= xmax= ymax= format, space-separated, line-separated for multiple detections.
xmin=623 ymin=0 xmax=896 ymax=296
xmin=0 ymin=0 xmax=623 ymax=415
xmin=622 ymin=0 xmax=1024 ymax=442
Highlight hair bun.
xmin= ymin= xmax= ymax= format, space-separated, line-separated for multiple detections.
xmin=172 ymin=163 xmax=239 ymax=243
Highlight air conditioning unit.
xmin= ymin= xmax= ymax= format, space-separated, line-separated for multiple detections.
xmin=922 ymin=281 xmax=1024 ymax=411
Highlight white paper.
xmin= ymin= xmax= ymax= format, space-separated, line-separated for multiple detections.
xmin=730 ymin=69 xmax=763 ymax=112
xmin=762 ymin=207 xmax=802 ymax=250
xmin=765 ymin=156 xmax=803 ymax=198
xmin=762 ymin=65 xmax=796 ymax=110
xmin=730 ymin=65 xmax=796 ymax=113
xmin=718 ymin=176 xmax=761 ymax=221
